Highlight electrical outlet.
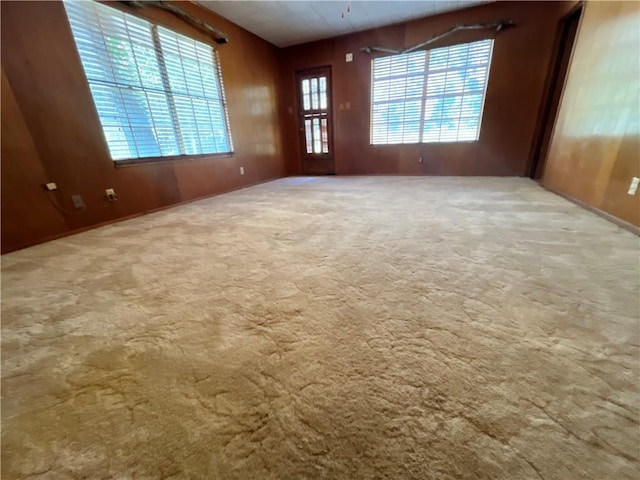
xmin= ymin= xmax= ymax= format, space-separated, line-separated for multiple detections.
xmin=628 ymin=177 xmax=640 ymax=195
xmin=240 ymin=166 xmax=245 ymax=175
xmin=418 ymin=157 xmax=423 ymax=164
xmin=71 ymin=195 xmax=85 ymax=209
xmin=105 ymin=188 xmax=118 ymax=201
xmin=44 ymin=182 xmax=58 ymax=191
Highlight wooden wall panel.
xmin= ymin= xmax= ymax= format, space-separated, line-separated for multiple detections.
xmin=542 ymin=1 xmax=640 ymax=227
xmin=1 ymin=0 xmax=286 ymax=253
xmin=279 ymin=1 xmax=576 ymax=177
xmin=1 ymin=69 xmax=69 ymax=246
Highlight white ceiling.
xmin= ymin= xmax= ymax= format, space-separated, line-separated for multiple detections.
xmin=198 ymin=1 xmax=485 ymax=48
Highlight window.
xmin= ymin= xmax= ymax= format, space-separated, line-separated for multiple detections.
xmin=371 ymin=39 xmax=493 ymax=145
xmin=64 ymin=0 xmax=232 ymax=161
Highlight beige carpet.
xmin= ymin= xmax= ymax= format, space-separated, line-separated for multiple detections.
xmin=2 ymin=176 xmax=639 ymax=479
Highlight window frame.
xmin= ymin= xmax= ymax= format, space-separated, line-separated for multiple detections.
xmin=65 ymin=0 xmax=234 ymax=166
xmin=369 ymin=39 xmax=494 ymax=146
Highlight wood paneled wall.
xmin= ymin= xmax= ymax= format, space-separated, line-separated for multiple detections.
xmin=279 ymin=1 xmax=576 ymax=177
xmin=7 ymin=0 xmax=633 ymax=252
xmin=542 ymin=1 xmax=640 ymax=228
xmin=1 ymin=1 xmax=286 ymax=253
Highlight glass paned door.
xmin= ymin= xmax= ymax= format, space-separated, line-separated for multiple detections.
xmin=296 ymin=67 xmax=334 ymax=174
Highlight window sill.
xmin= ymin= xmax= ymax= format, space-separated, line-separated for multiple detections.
xmin=369 ymin=141 xmax=479 ymax=146
xmin=113 ymin=151 xmax=235 ymax=167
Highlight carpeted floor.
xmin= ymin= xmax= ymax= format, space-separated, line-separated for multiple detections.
xmin=2 ymin=176 xmax=639 ymax=479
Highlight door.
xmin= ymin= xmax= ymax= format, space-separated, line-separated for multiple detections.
xmin=296 ymin=67 xmax=334 ymax=175
xmin=529 ymin=4 xmax=582 ymax=179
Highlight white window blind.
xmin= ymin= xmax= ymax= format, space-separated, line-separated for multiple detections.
xmin=371 ymin=39 xmax=493 ymax=145
xmin=64 ymin=0 xmax=232 ymax=161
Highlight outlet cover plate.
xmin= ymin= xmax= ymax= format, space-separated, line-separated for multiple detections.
xmin=71 ymin=195 xmax=85 ymax=209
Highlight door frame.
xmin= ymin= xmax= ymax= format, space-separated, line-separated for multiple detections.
xmin=528 ymin=2 xmax=583 ymax=179
xmin=295 ymin=65 xmax=335 ymax=175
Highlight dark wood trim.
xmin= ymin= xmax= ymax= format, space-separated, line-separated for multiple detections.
xmin=561 ymin=1 xmax=585 ymax=22
xmin=114 ymin=151 xmax=234 ymax=167
xmin=2 ymin=177 xmax=280 ymax=254
xmin=527 ymin=1 xmax=583 ymax=179
xmin=541 ymin=183 xmax=640 ymax=236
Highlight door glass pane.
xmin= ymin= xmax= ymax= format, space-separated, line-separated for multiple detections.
xmin=304 ymin=119 xmax=312 ymax=153
xmin=311 ymin=78 xmax=319 ymax=109
xmin=302 ymin=79 xmax=310 ymax=110
xmin=313 ymin=118 xmax=321 ymax=153
xmin=321 ymin=118 xmax=328 ymax=153
xmin=319 ymin=77 xmax=327 ymax=109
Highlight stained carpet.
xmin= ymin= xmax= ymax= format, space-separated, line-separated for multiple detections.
xmin=2 ymin=177 xmax=639 ymax=479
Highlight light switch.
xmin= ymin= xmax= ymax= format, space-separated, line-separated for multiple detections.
xmin=345 ymin=52 xmax=353 ymax=63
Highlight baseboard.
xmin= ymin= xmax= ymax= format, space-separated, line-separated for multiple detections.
xmin=541 ymin=184 xmax=640 ymax=236
xmin=3 ymin=177 xmax=281 ymax=254
xmin=7 ymin=178 xmax=635 ymax=254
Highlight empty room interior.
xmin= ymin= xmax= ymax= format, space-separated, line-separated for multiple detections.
xmin=2 ymin=0 xmax=639 ymax=478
